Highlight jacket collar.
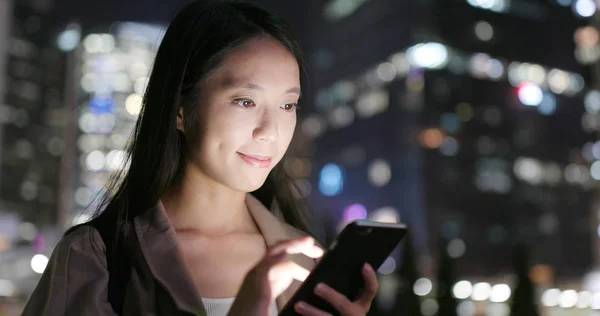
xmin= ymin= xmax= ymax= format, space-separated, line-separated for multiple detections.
xmin=132 ymin=194 xmax=315 ymax=314
xmin=244 ymin=194 xmax=316 ymax=312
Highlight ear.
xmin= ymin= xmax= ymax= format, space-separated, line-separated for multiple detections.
xmin=176 ymin=107 xmax=184 ymax=132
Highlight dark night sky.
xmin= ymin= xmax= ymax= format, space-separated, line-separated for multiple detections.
xmin=47 ymin=0 xmax=312 ymax=29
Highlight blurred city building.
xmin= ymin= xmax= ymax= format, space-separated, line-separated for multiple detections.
xmin=299 ymin=0 xmax=600 ymax=314
xmin=69 ymin=22 xmax=164 ymax=226
xmin=0 ymin=18 xmax=166 ymax=307
xmin=0 ymin=0 xmax=69 ymax=307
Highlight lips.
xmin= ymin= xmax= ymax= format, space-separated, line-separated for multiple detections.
xmin=237 ymin=152 xmax=273 ymax=168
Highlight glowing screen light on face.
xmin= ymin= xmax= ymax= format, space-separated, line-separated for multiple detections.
xmin=319 ymin=163 xmax=344 ymax=196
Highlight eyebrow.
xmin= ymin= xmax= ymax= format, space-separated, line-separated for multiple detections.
xmin=228 ymin=82 xmax=302 ymax=97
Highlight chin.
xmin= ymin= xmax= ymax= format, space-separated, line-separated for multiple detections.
xmin=232 ymin=176 xmax=269 ymax=193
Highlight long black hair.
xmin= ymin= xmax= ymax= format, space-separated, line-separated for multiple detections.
xmin=72 ymin=1 xmax=311 ymax=247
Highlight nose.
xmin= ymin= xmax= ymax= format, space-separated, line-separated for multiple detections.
xmin=253 ymin=109 xmax=278 ymax=143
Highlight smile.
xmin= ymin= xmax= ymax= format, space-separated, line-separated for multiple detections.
xmin=237 ymin=152 xmax=273 ymax=168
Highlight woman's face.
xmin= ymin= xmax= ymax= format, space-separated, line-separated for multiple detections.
xmin=180 ymin=36 xmax=300 ymax=192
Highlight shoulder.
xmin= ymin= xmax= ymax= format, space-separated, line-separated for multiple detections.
xmin=54 ymin=225 xmax=108 ymax=267
xmin=21 ymin=226 xmax=115 ymax=315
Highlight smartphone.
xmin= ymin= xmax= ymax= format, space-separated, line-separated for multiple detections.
xmin=279 ymin=220 xmax=407 ymax=316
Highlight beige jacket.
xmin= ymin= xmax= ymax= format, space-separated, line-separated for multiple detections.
xmin=22 ymin=194 xmax=318 ymax=315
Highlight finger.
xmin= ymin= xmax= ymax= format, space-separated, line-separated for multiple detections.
xmin=314 ymin=283 xmax=354 ymax=314
xmin=294 ymin=301 xmax=333 ymax=316
xmin=268 ymin=236 xmax=324 ymax=258
xmin=261 ymin=250 xmax=288 ymax=267
xmin=270 ymin=259 xmax=311 ymax=283
xmin=267 ymin=260 xmax=313 ymax=299
xmin=302 ymin=243 xmax=325 ymax=258
xmin=267 ymin=236 xmax=313 ymax=255
xmin=355 ymin=263 xmax=379 ymax=307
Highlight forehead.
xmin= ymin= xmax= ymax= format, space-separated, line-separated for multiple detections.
xmin=211 ymin=36 xmax=300 ymax=89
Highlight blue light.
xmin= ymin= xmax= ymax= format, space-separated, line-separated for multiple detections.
xmin=57 ymin=28 xmax=80 ymax=52
xmin=440 ymin=113 xmax=461 ymax=133
xmin=319 ymin=163 xmax=344 ymax=196
xmin=442 ymin=221 xmax=460 ymax=239
xmin=538 ymin=92 xmax=557 ymax=115
xmin=88 ymin=95 xmax=115 ymax=114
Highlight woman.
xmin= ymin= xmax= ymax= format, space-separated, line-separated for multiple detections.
xmin=22 ymin=1 xmax=379 ymax=315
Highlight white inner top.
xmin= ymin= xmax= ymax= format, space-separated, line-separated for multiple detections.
xmin=200 ymin=297 xmax=279 ymax=316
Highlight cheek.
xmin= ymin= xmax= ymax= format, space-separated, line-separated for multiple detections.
xmin=279 ymin=117 xmax=297 ymax=147
xmin=201 ymin=109 xmax=245 ymax=141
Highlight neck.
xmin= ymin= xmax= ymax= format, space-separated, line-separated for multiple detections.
xmin=162 ymin=163 xmax=258 ymax=236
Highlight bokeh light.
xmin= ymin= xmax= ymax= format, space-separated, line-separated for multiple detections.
xmin=453 ymin=280 xmax=473 ymax=299
xmin=457 ymin=301 xmax=476 ymax=316
xmin=125 ymin=94 xmax=143 ymax=115
xmin=420 ymin=128 xmax=444 ymax=149
xmin=517 ymin=82 xmax=543 ymax=106
xmin=447 ymin=238 xmax=466 ymax=258
xmin=490 ymin=284 xmax=511 ymax=303
xmin=329 ymin=105 xmax=355 ymax=128
xmin=368 ymin=159 xmax=392 ymax=187
xmin=559 ymin=289 xmax=579 ymax=308
xmin=471 ymin=282 xmax=492 ymax=301
xmin=574 ymin=0 xmax=596 ymax=17
xmin=538 ymin=92 xmax=557 ymax=115
xmin=369 ymin=206 xmax=400 ymax=223
xmin=319 ymin=163 xmax=344 ymax=196
xmin=474 ymin=21 xmax=493 ymax=41
xmin=30 ymin=254 xmax=49 ymax=274
xmin=421 ymin=298 xmax=439 ymax=316
xmin=542 ymin=288 xmax=561 ymax=307
xmin=377 ymin=257 xmax=397 ymax=275
xmin=343 ymin=203 xmax=368 ymax=223
xmin=301 ymin=115 xmax=327 ymax=138
xmin=414 ymin=278 xmax=433 ymax=296
xmin=406 ymin=42 xmax=449 ymax=69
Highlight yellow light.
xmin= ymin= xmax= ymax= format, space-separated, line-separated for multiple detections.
xmin=125 ymin=94 xmax=143 ymax=115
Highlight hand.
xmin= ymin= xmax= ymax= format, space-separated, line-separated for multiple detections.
xmin=293 ymin=263 xmax=379 ymax=316
xmin=227 ymin=236 xmax=324 ymax=316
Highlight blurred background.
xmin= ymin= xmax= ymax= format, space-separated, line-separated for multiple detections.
xmin=1 ymin=0 xmax=600 ymax=315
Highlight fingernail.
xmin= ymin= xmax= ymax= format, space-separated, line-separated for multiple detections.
xmin=296 ymin=302 xmax=307 ymax=310
xmin=363 ymin=263 xmax=372 ymax=271
xmin=315 ymin=283 xmax=325 ymax=291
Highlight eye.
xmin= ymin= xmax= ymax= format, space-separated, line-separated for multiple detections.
xmin=234 ymin=98 xmax=255 ymax=108
xmin=281 ymin=103 xmax=298 ymax=112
